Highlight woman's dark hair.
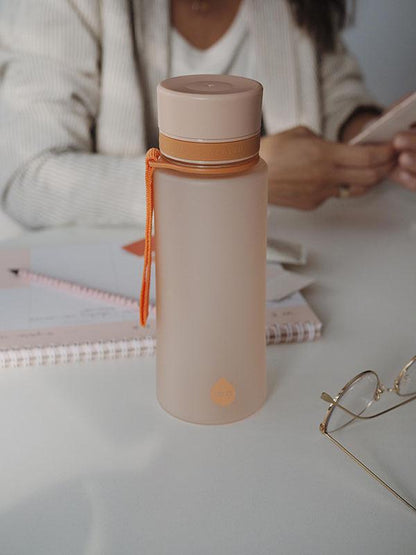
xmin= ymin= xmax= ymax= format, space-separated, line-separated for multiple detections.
xmin=287 ymin=0 xmax=349 ymax=52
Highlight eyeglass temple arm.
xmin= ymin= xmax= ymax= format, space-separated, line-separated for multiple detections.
xmin=321 ymin=391 xmax=416 ymax=420
xmin=322 ymin=431 xmax=416 ymax=513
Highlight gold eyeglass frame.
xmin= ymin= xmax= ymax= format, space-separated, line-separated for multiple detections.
xmin=320 ymin=355 xmax=416 ymax=513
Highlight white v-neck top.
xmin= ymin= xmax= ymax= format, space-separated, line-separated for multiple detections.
xmin=170 ymin=0 xmax=257 ymax=80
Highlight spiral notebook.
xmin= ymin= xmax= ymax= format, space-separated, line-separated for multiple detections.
xmin=0 ymin=242 xmax=321 ymax=368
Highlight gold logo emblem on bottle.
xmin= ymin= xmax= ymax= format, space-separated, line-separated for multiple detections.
xmin=211 ymin=378 xmax=236 ymax=407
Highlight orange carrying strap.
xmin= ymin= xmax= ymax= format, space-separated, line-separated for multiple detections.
xmin=139 ymin=147 xmax=259 ymax=327
xmin=140 ymin=148 xmax=160 ymax=326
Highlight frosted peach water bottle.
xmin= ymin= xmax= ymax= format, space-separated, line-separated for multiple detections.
xmin=140 ymin=74 xmax=268 ymax=424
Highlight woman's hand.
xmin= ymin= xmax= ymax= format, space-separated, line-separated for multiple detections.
xmin=260 ymin=126 xmax=394 ymax=210
xmin=390 ymin=129 xmax=416 ymax=190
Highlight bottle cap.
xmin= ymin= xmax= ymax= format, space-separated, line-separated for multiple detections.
xmin=157 ymin=75 xmax=263 ymax=163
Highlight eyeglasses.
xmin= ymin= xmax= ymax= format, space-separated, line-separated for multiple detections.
xmin=320 ymin=355 xmax=416 ymax=513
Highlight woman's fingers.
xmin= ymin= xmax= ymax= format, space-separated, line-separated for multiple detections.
xmin=335 ymin=160 xmax=395 ymax=187
xmin=268 ymin=179 xmax=331 ymax=210
xmin=394 ymin=129 xmax=416 ymax=151
xmin=390 ymin=130 xmax=416 ymax=190
xmin=331 ymin=142 xmax=394 ymax=168
xmin=390 ymin=166 xmax=416 ymax=191
xmin=398 ymin=152 xmax=416 ymax=174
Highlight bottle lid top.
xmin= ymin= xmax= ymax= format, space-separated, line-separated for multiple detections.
xmin=157 ymin=74 xmax=263 ymax=142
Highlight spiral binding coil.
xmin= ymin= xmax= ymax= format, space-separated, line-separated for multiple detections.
xmin=0 ymin=338 xmax=157 ymax=369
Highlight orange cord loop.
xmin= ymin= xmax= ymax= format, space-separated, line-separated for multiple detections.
xmin=140 ymin=148 xmax=161 ymax=326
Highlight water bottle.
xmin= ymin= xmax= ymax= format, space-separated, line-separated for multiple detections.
xmin=140 ymin=74 xmax=268 ymax=424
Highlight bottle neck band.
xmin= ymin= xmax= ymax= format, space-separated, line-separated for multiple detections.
xmin=149 ymin=152 xmax=259 ymax=175
xmin=159 ymin=132 xmax=260 ymax=165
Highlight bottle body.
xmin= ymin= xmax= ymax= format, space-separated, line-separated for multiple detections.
xmin=154 ymin=159 xmax=268 ymax=424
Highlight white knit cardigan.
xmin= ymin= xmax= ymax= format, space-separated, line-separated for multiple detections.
xmin=0 ymin=0 xmax=375 ymax=228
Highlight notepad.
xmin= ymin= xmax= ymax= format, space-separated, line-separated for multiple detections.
xmin=0 ymin=242 xmax=322 ymax=368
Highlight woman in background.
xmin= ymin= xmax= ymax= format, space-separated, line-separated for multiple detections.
xmin=0 ymin=0 xmax=414 ymax=227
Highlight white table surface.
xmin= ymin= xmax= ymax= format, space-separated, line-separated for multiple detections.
xmin=1 ymin=183 xmax=416 ymax=554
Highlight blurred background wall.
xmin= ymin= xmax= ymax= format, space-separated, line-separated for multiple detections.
xmin=343 ymin=0 xmax=416 ymax=106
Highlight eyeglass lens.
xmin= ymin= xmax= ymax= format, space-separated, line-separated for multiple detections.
xmin=398 ymin=358 xmax=416 ymax=396
xmin=327 ymin=372 xmax=378 ymax=433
